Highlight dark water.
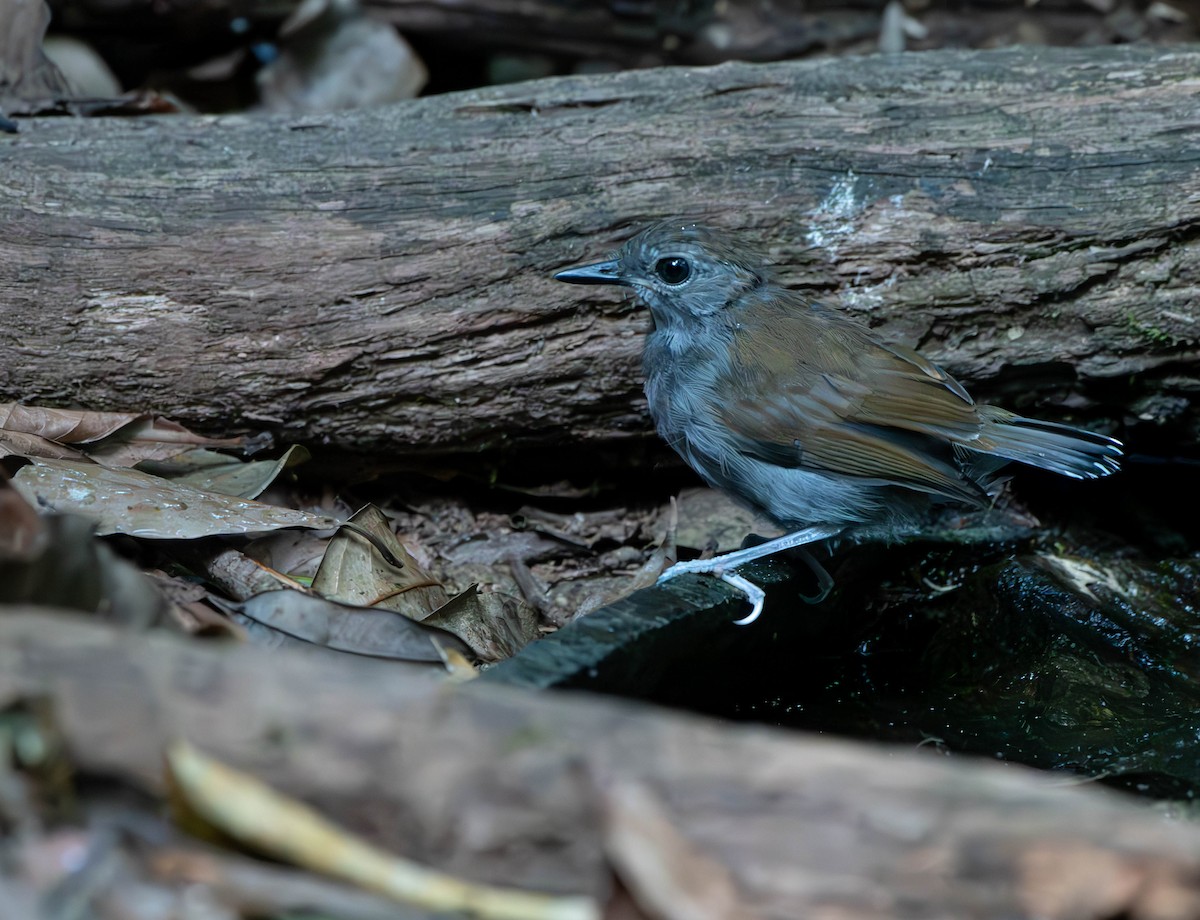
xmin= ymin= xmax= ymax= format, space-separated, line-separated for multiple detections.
xmin=634 ymin=456 xmax=1200 ymax=801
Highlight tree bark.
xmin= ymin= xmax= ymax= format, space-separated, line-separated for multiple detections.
xmin=2 ymin=45 xmax=1197 ymax=455
xmin=4 ymin=611 xmax=1200 ymax=918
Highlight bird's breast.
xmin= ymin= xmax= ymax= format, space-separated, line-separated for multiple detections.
xmin=642 ymin=331 xmax=732 ymax=456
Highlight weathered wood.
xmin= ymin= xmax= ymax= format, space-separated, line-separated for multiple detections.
xmin=4 ymin=611 xmax=1200 ymax=918
xmin=2 ymin=46 xmax=1198 ymax=455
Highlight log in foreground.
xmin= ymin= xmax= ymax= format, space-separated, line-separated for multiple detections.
xmin=2 ymin=46 xmax=1198 ymax=454
xmin=4 ymin=612 xmax=1200 ymax=918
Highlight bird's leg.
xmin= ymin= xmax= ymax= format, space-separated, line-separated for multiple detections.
xmin=656 ymin=525 xmax=843 ymax=625
xmin=791 ymin=546 xmax=835 ymax=605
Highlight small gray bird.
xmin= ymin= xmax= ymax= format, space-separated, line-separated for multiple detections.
xmin=555 ymin=222 xmax=1122 ymax=624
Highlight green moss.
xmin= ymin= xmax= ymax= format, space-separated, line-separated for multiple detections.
xmin=1125 ymin=309 xmax=1187 ymax=347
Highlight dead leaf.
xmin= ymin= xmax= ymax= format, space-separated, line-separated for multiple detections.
xmin=441 ymin=647 xmax=479 ymax=682
xmin=0 ymin=429 xmax=86 ymax=461
xmin=242 ymin=529 xmax=330 ymax=582
xmin=165 ymin=741 xmax=600 ymax=920
xmin=257 ymin=0 xmax=427 ymax=113
xmin=630 ymin=496 xmax=679 ymax=592
xmin=313 ymin=505 xmax=447 ymax=617
xmin=0 ymin=0 xmax=72 ymax=110
xmin=42 ymin=36 xmax=121 ymax=97
xmin=137 ymin=445 xmax=310 ymax=499
xmin=145 ymin=570 xmax=247 ymax=639
xmin=441 ymin=530 xmax=571 ymax=567
xmin=86 ymin=415 xmax=243 ymax=467
xmin=0 ymin=403 xmax=243 ymax=466
xmin=514 ymin=505 xmax=640 ymax=548
xmin=422 ymin=585 xmax=539 ymax=662
xmin=10 ymin=457 xmax=341 ymax=539
xmin=673 ymin=488 xmax=780 ymax=554
xmin=231 ymin=588 xmax=465 ymax=662
xmin=0 ymin=403 xmax=143 ymax=444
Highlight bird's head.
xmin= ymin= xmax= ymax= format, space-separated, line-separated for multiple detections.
xmin=555 ymin=222 xmax=770 ymax=330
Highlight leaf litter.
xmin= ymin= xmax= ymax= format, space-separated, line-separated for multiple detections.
xmin=1 ymin=403 xmax=747 ymax=919
xmin=2 ymin=405 xmax=685 ymax=669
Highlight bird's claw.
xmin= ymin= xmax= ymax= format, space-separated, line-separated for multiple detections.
xmin=721 ymin=572 xmax=766 ymax=625
xmin=656 ymin=560 xmax=766 ymax=626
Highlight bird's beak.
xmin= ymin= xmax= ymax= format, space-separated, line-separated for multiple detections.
xmin=553 ymin=259 xmax=625 ymax=286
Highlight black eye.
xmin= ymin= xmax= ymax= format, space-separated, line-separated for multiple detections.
xmin=654 ymin=257 xmax=691 ymax=285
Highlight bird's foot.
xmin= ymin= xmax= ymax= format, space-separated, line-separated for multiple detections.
xmin=654 ymin=525 xmax=843 ymax=625
xmin=656 ymin=558 xmax=767 ymax=624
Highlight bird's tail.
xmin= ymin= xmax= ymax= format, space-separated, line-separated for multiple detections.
xmin=972 ymin=406 xmax=1122 ymax=480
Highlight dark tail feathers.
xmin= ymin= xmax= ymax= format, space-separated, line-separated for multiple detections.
xmin=974 ymin=407 xmax=1122 ymax=480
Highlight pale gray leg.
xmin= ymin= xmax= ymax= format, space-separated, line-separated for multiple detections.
xmin=656 ymin=526 xmax=844 ymax=625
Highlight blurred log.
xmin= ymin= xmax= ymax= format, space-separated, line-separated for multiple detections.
xmin=2 ymin=46 xmax=1198 ymax=455
xmin=368 ymin=0 xmax=881 ymax=65
xmin=44 ymin=0 xmax=884 ymax=67
xmin=4 ymin=611 xmax=1200 ymax=918
xmin=41 ymin=0 xmax=1200 ymax=69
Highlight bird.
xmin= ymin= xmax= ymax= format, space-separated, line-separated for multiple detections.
xmin=554 ymin=221 xmax=1122 ymax=624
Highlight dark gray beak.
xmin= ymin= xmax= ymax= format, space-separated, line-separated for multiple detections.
xmin=553 ymin=259 xmax=625 ymax=286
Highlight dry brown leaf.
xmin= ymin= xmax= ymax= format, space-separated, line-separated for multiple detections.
xmin=0 ymin=402 xmax=243 ymax=466
xmin=242 ymin=529 xmax=330 ymax=581
xmin=87 ymin=415 xmax=243 ymax=466
xmin=422 ymin=586 xmax=539 ymax=662
xmin=257 ymin=0 xmax=426 ymax=113
xmin=313 ymin=504 xmax=447 ymax=617
xmin=231 ymin=588 xmax=465 ymax=662
xmin=10 ymin=457 xmax=340 ymax=539
xmin=0 ymin=0 xmax=72 ymax=110
xmin=0 ymin=403 xmax=145 ymax=444
xmin=441 ymin=647 xmax=479 ymax=682
xmin=145 ymin=570 xmax=248 ymax=639
xmin=0 ymin=428 xmax=87 ymax=461
xmin=137 ymin=445 xmax=309 ymax=499
xmin=673 ymin=488 xmax=780 ymax=554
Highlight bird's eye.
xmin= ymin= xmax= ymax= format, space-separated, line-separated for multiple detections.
xmin=654 ymin=257 xmax=691 ymax=285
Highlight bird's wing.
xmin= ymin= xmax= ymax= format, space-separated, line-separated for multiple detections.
xmin=716 ymin=303 xmax=987 ymax=503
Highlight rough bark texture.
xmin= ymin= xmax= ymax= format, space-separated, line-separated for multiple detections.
xmin=2 ymin=45 xmax=1198 ymax=455
xmin=5 ymin=612 xmax=1200 ymax=919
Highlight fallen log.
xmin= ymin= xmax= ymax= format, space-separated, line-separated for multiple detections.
xmin=2 ymin=45 xmax=1197 ymax=455
xmin=3 ymin=611 xmax=1200 ymax=918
